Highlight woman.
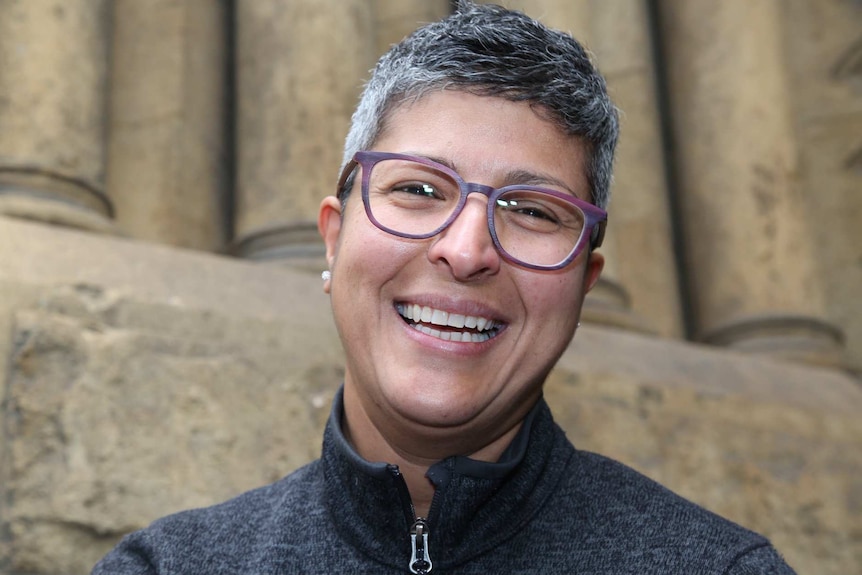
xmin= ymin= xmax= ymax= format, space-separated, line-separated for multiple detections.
xmin=94 ymin=2 xmax=795 ymax=573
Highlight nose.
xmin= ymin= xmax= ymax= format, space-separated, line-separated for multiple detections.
xmin=427 ymin=194 xmax=501 ymax=281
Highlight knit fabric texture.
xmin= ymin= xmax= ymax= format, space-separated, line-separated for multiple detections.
xmin=93 ymin=390 xmax=796 ymax=574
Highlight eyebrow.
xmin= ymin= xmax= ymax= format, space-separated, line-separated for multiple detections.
xmin=503 ymin=169 xmax=578 ymax=197
xmin=404 ymin=152 xmax=579 ymax=198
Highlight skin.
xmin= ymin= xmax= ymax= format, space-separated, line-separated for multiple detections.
xmin=318 ymin=90 xmax=603 ymax=517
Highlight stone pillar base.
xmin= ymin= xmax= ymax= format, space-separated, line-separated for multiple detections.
xmin=0 ymin=170 xmax=115 ymax=234
xmin=229 ymin=222 xmax=326 ymax=272
xmin=701 ymin=313 xmax=846 ymax=369
xmin=582 ymin=276 xmax=655 ymax=334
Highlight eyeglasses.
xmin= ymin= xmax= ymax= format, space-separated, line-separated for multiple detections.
xmin=337 ymin=151 xmax=607 ymax=271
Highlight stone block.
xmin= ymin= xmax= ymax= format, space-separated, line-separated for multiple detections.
xmin=1 ymin=287 xmax=341 ymax=573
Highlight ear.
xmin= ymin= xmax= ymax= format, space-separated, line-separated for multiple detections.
xmin=318 ymin=196 xmax=342 ymax=294
xmin=582 ymin=251 xmax=604 ymax=293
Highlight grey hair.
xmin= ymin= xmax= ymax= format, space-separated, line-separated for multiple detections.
xmin=340 ymin=0 xmax=619 ymax=209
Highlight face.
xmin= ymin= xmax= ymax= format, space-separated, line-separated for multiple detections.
xmin=319 ymin=90 xmax=603 ymax=456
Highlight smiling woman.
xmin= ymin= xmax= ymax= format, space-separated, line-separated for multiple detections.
xmin=92 ymin=2 xmax=797 ymax=574
xmin=318 ymin=90 xmax=604 ymax=503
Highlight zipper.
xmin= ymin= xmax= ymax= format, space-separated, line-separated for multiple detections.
xmin=409 ymin=518 xmax=433 ymax=574
xmin=389 ymin=465 xmax=434 ymax=574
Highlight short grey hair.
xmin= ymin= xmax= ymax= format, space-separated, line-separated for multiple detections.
xmin=340 ymin=0 xmax=619 ymax=209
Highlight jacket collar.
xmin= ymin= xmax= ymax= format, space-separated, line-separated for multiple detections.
xmin=321 ymin=387 xmax=574 ymax=570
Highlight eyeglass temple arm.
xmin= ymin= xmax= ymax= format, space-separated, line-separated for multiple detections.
xmin=591 ymin=220 xmax=607 ymax=249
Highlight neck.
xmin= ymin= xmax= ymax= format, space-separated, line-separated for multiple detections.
xmin=341 ymin=385 xmax=523 ymax=519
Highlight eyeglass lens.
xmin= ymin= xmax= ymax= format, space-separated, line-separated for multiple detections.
xmin=365 ymin=158 xmax=587 ymax=268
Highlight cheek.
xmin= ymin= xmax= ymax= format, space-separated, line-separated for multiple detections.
xmin=334 ymin=208 xmax=380 ymax=271
xmin=333 ymin=215 xmax=417 ymax=292
xmin=522 ymin=273 xmax=584 ymax=329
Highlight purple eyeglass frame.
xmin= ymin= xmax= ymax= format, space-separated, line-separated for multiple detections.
xmin=336 ymin=151 xmax=608 ymax=271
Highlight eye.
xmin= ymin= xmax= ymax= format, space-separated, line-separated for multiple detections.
xmin=515 ymin=204 xmax=558 ymax=222
xmin=497 ymin=198 xmax=561 ymax=224
xmin=495 ymin=190 xmax=585 ymax=237
xmin=391 ymin=182 xmax=441 ymax=199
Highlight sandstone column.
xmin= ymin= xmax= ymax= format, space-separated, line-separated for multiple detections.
xmin=781 ymin=0 xmax=862 ymax=373
xmin=107 ymin=0 xmax=227 ymax=251
xmin=0 ymin=0 xmax=113 ymax=233
xmin=372 ymin=0 xmax=450 ymax=57
xmin=658 ymin=0 xmax=844 ymax=365
xmin=233 ymin=1 xmax=375 ymax=265
xmin=590 ymin=0 xmax=684 ymax=338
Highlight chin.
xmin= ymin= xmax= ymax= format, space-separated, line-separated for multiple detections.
xmin=386 ymin=386 xmax=488 ymax=430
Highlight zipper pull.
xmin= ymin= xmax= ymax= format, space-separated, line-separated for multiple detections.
xmin=409 ymin=518 xmax=432 ymax=574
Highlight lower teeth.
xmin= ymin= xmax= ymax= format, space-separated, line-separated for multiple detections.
xmin=410 ymin=323 xmax=492 ymax=342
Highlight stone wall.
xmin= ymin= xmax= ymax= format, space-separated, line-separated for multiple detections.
xmin=1 ymin=217 xmax=860 ymax=573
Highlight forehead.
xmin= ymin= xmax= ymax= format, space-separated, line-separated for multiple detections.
xmin=372 ymin=90 xmax=590 ymax=201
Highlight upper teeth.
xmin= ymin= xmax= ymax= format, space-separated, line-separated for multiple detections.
xmin=398 ymin=304 xmax=496 ymax=332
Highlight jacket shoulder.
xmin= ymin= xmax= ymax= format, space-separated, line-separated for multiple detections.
xmin=566 ymin=450 xmax=762 ymax=540
xmin=537 ymin=448 xmax=796 ymax=574
xmin=92 ymin=460 xmax=326 ymax=574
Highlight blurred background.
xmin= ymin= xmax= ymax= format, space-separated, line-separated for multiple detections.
xmin=0 ymin=1 xmax=859 ymax=573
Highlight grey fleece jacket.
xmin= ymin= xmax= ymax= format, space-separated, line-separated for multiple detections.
xmin=93 ymin=390 xmax=796 ymax=574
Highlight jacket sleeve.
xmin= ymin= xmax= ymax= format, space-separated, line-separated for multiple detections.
xmin=724 ymin=544 xmax=797 ymax=575
xmin=91 ymin=531 xmax=159 ymax=575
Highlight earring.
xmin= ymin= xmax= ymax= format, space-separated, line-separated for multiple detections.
xmin=321 ymin=270 xmax=331 ymax=282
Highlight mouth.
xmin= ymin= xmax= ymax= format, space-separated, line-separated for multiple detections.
xmin=395 ymin=302 xmax=504 ymax=343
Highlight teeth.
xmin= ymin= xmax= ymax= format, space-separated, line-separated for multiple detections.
xmin=399 ymin=303 xmax=499 ymax=342
xmin=430 ymin=309 xmax=448 ymax=326
xmin=404 ymin=305 xmax=496 ymax=332
xmin=411 ymin=323 xmax=494 ymax=343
